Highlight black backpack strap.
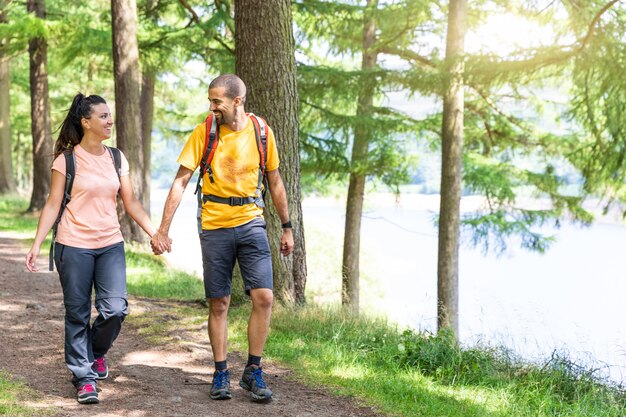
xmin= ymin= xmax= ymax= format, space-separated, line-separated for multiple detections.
xmin=105 ymin=146 xmax=122 ymax=189
xmin=249 ymin=114 xmax=268 ymax=208
xmin=50 ymin=150 xmax=75 ymax=271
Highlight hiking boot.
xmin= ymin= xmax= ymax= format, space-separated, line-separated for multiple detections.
xmin=210 ymin=369 xmax=232 ymax=400
xmin=92 ymin=357 xmax=108 ymax=380
xmin=239 ymin=365 xmax=272 ymax=402
xmin=77 ymin=383 xmax=99 ymax=404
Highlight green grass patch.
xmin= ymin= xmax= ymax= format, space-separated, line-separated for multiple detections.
xmin=0 ymin=197 xmax=38 ymax=233
xmin=126 ymin=302 xmax=207 ymax=345
xmin=0 ymin=371 xmax=50 ymax=416
xmin=225 ymin=305 xmax=626 ymax=417
xmin=0 ymin=196 xmax=49 ymax=250
xmin=125 ymin=247 xmax=205 ymax=300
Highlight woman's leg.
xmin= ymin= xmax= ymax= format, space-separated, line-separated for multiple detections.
xmin=55 ymin=243 xmax=98 ymax=388
xmin=91 ymin=242 xmax=128 ymax=358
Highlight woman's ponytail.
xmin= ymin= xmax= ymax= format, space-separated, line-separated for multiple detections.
xmin=53 ymin=93 xmax=107 ymax=158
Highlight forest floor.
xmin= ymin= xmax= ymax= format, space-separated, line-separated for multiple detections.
xmin=0 ymin=233 xmax=382 ymax=417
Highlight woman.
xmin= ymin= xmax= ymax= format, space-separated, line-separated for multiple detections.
xmin=25 ymin=93 xmax=158 ymax=405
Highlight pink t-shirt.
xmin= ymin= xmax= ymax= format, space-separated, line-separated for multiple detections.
xmin=51 ymin=145 xmax=130 ymax=249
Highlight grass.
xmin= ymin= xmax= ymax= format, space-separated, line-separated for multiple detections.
xmin=124 ymin=248 xmax=205 ymax=300
xmin=0 ymin=197 xmax=47 ymax=242
xmin=0 ymin=372 xmax=49 ymax=417
xmin=2 ymin=195 xmax=625 ymax=416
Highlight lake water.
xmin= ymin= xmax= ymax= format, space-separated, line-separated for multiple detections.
xmin=152 ymin=186 xmax=626 ymax=384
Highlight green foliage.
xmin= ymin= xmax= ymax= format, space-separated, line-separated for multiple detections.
xmin=460 ymin=151 xmax=594 ymax=254
xmin=567 ymin=12 xmax=626 ymax=211
xmin=295 ymin=1 xmax=434 ymax=194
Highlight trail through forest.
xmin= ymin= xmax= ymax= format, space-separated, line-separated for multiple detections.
xmin=0 ymin=233 xmax=380 ymax=417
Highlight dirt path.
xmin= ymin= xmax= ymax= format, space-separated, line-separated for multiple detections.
xmin=0 ymin=233 xmax=381 ymax=417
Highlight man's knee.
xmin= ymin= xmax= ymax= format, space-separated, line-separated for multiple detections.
xmin=251 ymin=289 xmax=273 ymax=310
xmin=209 ymin=296 xmax=230 ymax=316
xmin=96 ymin=297 xmax=128 ymax=320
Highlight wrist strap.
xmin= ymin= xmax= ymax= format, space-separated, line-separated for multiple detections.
xmin=281 ymin=220 xmax=293 ymax=229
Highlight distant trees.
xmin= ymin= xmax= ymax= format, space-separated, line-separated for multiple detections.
xmin=26 ymin=0 xmax=51 ymax=212
xmin=0 ymin=0 xmax=15 ymax=194
xmin=295 ymin=0 xmax=432 ymax=312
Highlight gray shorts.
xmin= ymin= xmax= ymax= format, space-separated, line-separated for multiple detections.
xmin=200 ymin=217 xmax=273 ymax=299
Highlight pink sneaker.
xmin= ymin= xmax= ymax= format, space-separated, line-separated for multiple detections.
xmin=77 ymin=383 xmax=98 ymax=404
xmin=92 ymin=357 xmax=108 ymax=380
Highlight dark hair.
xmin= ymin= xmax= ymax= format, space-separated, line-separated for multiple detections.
xmin=53 ymin=93 xmax=107 ymax=158
xmin=209 ymin=74 xmax=246 ymax=102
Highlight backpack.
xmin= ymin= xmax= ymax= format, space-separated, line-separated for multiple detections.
xmin=49 ymin=146 xmax=122 ymax=271
xmin=193 ymin=113 xmax=269 ymax=234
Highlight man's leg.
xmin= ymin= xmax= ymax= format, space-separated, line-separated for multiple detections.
xmin=200 ymin=227 xmax=236 ymax=400
xmin=237 ymin=218 xmax=274 ymax=401
xmin=208 ymin=295 xmax=230 ymax=362
xmin=247 ymin=288 xmax=273 ymax=357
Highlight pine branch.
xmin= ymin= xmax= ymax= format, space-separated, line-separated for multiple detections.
xmin=472 ymin=88 xmax=530 ymax=134
xmin=178 ymin=0 xmax=200 ymax=23
xmin=176 ymin=0 xmax=233 ymax=54
xmin=377 ymin=45 xmax=437 ymax=68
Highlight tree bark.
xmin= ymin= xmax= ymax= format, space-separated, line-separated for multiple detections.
xmin=26 ymin=0 xmax=52 ymax=212
xmin=140 ymin=70 xmax=155 ymax=216
xmin=0 ymin=3 xmax=16 ymax=194
xmin=111 ymin=0 xmax=145 ymax=242
xmin=437 ymin=0 xmax=467 ymax=338
xmin=235 ymin=0 xmax=307 ymax=305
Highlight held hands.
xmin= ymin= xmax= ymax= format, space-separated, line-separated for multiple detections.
xmin=151 ymin=231 xmax=172 ymax=255
xmin=280 ymin=228 xmax=294 ymax=256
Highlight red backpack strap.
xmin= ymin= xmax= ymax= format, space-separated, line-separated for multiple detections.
xmin=201 ymin=114 xmax=219 ymax=181
xmin=194 ymin=113 xmax=219 ymax=233
xmin=194 ymin=114 xmax=219 ymax=193
xmin=248 ymin=113 xmax=268 ymax=175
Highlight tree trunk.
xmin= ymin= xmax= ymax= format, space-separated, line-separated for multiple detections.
xmin=111 ymin=0 xmax=145 ymax=242
xmin=27 ymin=0 xmax=52 ymax=212
xmin=235 ymin=0 xmax=307 ymax=305
xmin=140 ymin=70 xmax=155 ymax=216
xmin=0 ymin=3 xmax=16 ymax=194
xmin=437 ymin=0 xmax=467 ymax=338
xmin=341 ymin=0 xmax=378 ymax=313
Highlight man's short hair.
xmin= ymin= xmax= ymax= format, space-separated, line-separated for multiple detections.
xmin=209 ymin=74 xmax=247 ymax=101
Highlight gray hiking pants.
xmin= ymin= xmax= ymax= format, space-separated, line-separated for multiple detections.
xmin=54 ymin=241 xmax=128 ymax=387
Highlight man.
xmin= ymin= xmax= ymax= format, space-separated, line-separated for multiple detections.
xmin=151 ymin=74 xmax=294 ymax=402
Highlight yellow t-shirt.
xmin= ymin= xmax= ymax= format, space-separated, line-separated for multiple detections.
xmin=177 ymin=115 xmax=279 ymax=230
